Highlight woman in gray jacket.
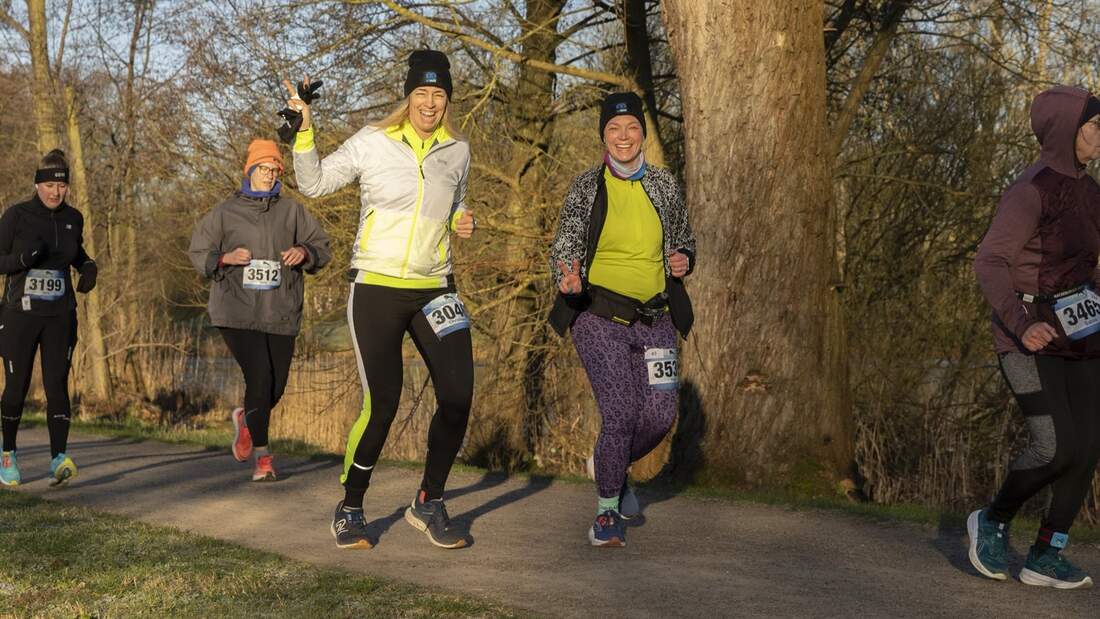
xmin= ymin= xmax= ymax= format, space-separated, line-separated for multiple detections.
xmin=189 ymin=139 xmax=332 ymax=482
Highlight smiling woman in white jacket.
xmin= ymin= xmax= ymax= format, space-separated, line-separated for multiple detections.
xmin=288 ymin=49 xmax=475 ymax=552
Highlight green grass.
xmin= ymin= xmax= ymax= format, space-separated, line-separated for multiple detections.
xmin=33 ymin=411 xmax=1100 ymax=545
xmin=0 ymin=492 xmax=520 ymax=618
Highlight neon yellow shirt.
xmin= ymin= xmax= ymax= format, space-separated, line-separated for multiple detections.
xmin=588 ymin=168 xmax=665 ymax=302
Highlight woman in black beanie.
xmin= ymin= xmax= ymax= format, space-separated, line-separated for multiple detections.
xmin=286 ymin=50 xmax=475 ymax=551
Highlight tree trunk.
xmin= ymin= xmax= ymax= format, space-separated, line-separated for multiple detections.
xmin=65 ymin=86 xmax=113 ymax=402
xmin=27 ymin=0 xmax=61 ymax=153
xmin=621 ymin=0 xmax=666 ymax=167
xmin=661 ymin=0 xmax=855 ymax=487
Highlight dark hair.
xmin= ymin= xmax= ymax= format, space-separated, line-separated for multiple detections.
xmin=40 ymin=149 xmax=69 ymax=170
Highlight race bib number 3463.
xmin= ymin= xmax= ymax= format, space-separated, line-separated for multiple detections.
xmin=645 ymin=347 xmax=678 ymax=391
xmin=1054 ymin=288 xmax=1100 ymax=341
xmin=24 ymin=269 xmax=64 ymax=300
xmin=243 ymin=259 xmax=281 ymax=290
xmin=422 ymin=293 xmax=470 ymax=339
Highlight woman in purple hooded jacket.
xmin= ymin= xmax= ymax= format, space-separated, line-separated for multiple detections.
xmin=969 ymin=85 xmax=1100 ymax=589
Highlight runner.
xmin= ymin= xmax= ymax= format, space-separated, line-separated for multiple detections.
xmin=548 ymin=92 xmax=696 ymax=547
xmin=285 ymin=50 xmax=476 ymax=549
xmin=0 ymin=149 xmax=97 ymax=487
xmin=189 ymin=138 xmax=332 ymax=482
xmin=970 ymin=84 xmax=1100 ymax=589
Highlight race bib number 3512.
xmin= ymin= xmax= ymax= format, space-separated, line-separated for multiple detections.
xmin=645 ymin=347 xmax=678 ymax=391
xmin=243 ymin=259 xmax=281 ymax=290
xmin=24 ymin=269 xmax=64 ymax=300
xmin=422 ymin=293 xmax=470 ymax=339
xmin=1054 ymin=288 xmax=1100 ymax=341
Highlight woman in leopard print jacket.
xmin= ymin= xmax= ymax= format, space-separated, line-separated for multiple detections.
xmin=547 ymin=92 xmax=695 ymax=548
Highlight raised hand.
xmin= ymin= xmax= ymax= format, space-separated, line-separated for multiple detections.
xmin=557 ymin=259 xmax=582 ymax=295
xmin=283 ymin=75 xmax=314 ymax=131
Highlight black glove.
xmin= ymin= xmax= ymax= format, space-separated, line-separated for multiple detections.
xmin=277 ymin=107 xmax=303 ymax=145
xmin=19 ymin=240 xmax=47 ymax=268
xmin=296 ymin=79 xmax=323 ymax=104
xmin=76 ymin=261 xmax=97 ymax=293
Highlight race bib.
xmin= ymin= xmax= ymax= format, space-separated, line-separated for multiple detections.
xmin=24 ymin=269 xmax=64 ymax=300
xmin=645 ymin=347 xmax=678 ymax=391
xmin=243 ymin=259 xmax=281 ymax=290
xmin=1053 ymin=288 xmax=1100 ymax=341
xmin=422 ymin=293 xmax=470 ymax=338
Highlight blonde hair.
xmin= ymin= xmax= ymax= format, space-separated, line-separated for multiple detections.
xmin=370 ymin=95 xmax=464 ymax=140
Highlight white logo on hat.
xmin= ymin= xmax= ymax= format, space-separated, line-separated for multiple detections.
xmin=66 ymin=224 xmax=72 ymax=229
xmin=616 ymin=102 xmax=629 ymax=113
xmin=425 ymin=71 xmax=438 ymax=82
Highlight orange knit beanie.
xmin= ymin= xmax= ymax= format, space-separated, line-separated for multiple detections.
xmin=244 ymin=139 xmax=284 ymax=176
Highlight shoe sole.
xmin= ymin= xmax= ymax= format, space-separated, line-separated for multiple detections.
xmin=231 ymin=408 xmax=251 ymax=462
xmin=966 ymin=510 xmax=1007 ymax=581
xmin=0 ymin=478 xmax=19 ymax=487
xmin=330 ymin=520 xmax=373 ymax=549
xmin=251 ymin=472 xmax=277 ymax=482
xmin=1020 ymin=568 xmax=1094 ymax=589
xmin=50 ymin=464 xmax=76 ymax=487
xmin=404 ymin=505 xmax=467 ymax=549
xmin=588 ymin=526 xmax=625 ymax=547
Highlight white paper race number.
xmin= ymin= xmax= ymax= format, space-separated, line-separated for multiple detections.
xmin=1054 ymin=288 xmax=1100 ymax=341
xmin=422 ymin=293 xmax=470 ymax=338
xmin=243 ymin=259 xmax=281 ymax=290
xmin=24 ymin=269 xmax=64 ymax=300
xmin=645 ymin=347 xmax=678 ymax=391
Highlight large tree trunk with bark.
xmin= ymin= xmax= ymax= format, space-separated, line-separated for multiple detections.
xmin=27 ymin=0 xmax=60 ymax=153
xmin=661 ymin=0 xmax=855 ymax=487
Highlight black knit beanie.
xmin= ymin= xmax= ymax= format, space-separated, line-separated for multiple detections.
xmin=404 ymin=50 xmax=453 ymax=98
xmin=1080 ymin=95 xmax=1100 ymax=128
xmin=599 ymin=92 xmax=646 ymax=139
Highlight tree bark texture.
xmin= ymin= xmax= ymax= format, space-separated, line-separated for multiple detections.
xmin=27 ymin=0 xmax=61 ymax=153
xmin=661 ymin=0 xmax=855 ymax=484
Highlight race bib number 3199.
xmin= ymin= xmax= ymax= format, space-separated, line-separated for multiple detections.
xmin=24 ymin=269 xmax=64 ymax=300
xmin=422 ymin=293 xmax=470 ymax=339
xmin=1054 ymin=288 xmax=1100 ymax=341
xmin=645 ymin=347 xmax=678 ymax=391
xmin=243 ymin=259 xmax=281 ymax=290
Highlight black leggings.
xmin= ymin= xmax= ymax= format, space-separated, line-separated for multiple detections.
xmin=0 ymin=308 xmax=77 ymax=457
xmin=343 ymin=282 xmax=473 ymax=500
xmin=218 ymin=327 xmax=295 ymax=448
xmin=989 ymin=353 xmax=1100 ymax=541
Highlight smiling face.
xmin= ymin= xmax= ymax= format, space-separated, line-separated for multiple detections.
xmin=408 ymin=86 xmax=448 ymax=139
xmin=603 ymin=115 xmax=644 ymax=165
xmin=36 ymin=181 xmax=68 ymax=209
xmin=250 ymin=163 xmax=280 ymax=192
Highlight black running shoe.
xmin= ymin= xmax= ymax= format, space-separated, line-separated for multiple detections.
xmin=331 ymin=501 xmax=373 ymax=549
xmin=404 ymin=492 xmax=468 ymax=549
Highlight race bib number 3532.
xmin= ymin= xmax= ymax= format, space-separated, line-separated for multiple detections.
xmin=243 ymin=259 xmax=281 ymax=290
xmin=645 ymin=347 xmax=678 ymax=391
xmin=422 ymin=293 xmax=470 ymax=339
xmin=1054 ymin=288 xmax=1100 ymax=341
xmin=24 ymin=269 xmax=64 ymax=300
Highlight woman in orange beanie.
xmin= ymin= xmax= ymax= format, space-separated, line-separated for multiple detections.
xmin=189 ymin=138 xmax=332 ymax=482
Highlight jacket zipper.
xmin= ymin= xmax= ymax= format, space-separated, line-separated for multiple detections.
xmin=399 ymin=141 xmax=427 ymax=278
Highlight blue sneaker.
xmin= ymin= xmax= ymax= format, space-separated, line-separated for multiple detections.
xmin=0 ymin=451 xmax=19 ymax=486
xmin=330 ymin=501 xmax=373 ymax=549
xmin=49 ymin=453 xmax=77 ymax=487
xmin=1020 ymin=545 xmax=1093 ymax=589
xmin=405 ymin=492 xmax=468 ymax=549
xmin=589 ymin=510 xmax=626 ymax=547
xmin=967 ymin=509 xmax=1007 ymax=580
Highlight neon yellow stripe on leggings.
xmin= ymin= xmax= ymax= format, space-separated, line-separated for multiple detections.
xmin=341 ymin=391 xmax=372 ymax=484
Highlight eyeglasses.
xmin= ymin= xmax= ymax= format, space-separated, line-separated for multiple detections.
xmin=255 ymin=165 xmax=281 ymax=176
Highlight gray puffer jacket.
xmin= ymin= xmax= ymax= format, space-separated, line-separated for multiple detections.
xmin=189 ymin=190 xmax=332 ymax=336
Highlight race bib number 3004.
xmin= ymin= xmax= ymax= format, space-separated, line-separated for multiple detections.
xmin=243 ymin=259 xmax=281 ymax=290
xmin=1054 ymin=288 xmax=1100 ymax=341
xmin=645 ymin=347 xmax=678 ymax=391
xmin=24 ymin=269 xmax=64 ymax=300
xmin=422 ymin=293 xmax=470 ymax=339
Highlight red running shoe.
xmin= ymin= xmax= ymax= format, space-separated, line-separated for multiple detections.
xmin=252 ymin=454 xmax=276 ymax=482
xmin=231 ymin=407 xmax=252 ymax=462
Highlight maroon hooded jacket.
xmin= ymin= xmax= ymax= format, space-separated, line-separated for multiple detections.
xmin=974 ymin=85 xmax=1100 ymax=358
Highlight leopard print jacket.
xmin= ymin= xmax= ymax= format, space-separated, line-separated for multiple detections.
xmin=548 ymin=165 xmax=696 ymax=288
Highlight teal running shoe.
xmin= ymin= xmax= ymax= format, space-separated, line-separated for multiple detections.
xmin=1020 ymin=545 xmax=1093 ymax=589
xmin=49 ymin=453 xmax=77 ymax=487
xmin=589 ymin=509 xmax=626 ymax=548
xmin=966 ymin=509 xmax=1008 ymax=580
xmin=0 ymin=451 xmax=19 ymax=486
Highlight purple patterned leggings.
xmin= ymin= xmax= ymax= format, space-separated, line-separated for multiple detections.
xmin=572 ymin=310 xmax=679 ymax=498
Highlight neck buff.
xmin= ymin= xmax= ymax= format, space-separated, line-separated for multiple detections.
xmin=604 ymin=151 xmax=645 ymax=181
xmin=241 ymin=176 xmax=282 ymax=199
